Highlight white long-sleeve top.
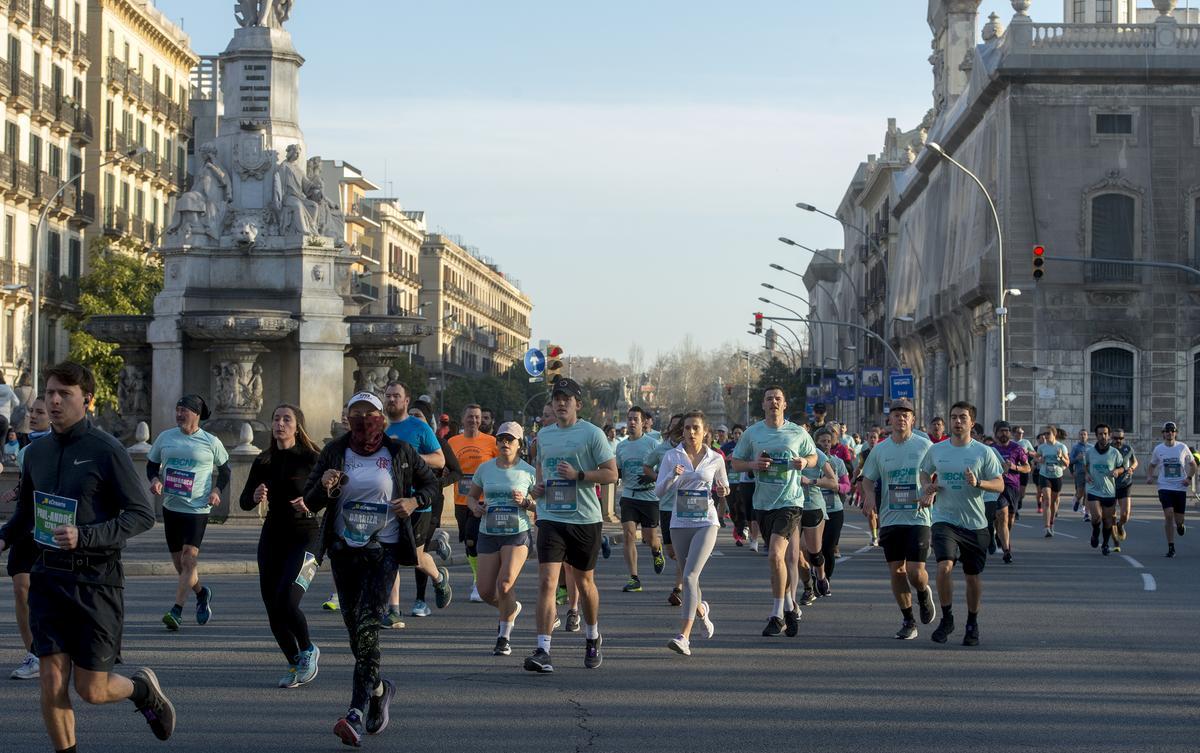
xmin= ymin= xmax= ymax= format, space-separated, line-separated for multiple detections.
xmin=654 ymin=443 xmax=730 ymax=529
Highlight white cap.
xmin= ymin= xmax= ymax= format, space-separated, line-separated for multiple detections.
xmin=346 ymin=392 xmax=384 ymax=411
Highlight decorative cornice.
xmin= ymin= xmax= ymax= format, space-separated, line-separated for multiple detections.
xmin=99 ymin=0 xmax=200 ymax=69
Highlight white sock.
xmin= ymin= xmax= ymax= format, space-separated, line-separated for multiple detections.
xmin=584 ymin=623 xmax=599 ymax=639
xmin=537 ymin=634 xmax=551 ymax=652
xmin=771 ymin=598 xmax=785 ymax=618
xmin=783 ymin=594 xmax=795 ymax=612
xmin=499 ymin=621 xmax=514 ymax=639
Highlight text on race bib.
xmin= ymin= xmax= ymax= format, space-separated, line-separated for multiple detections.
xmin=888 ymin=483 xmax=919 ymax=511
xmin=341 ymin=500 xmax=389 ymax=545
xmin=164 ymin=467 xmax=196 ymax=496
xmin=457 ymin=475 xmax=473 ymax=496
xmin=545 ymin=479 xmax=578 ymax=512
xmin=484 ymin=504 xmax=522 ymax=535
xmin=675 ymin=488 xmax=709 ymax=519
xmin=33 ymin=492 xmax=77 ymax=549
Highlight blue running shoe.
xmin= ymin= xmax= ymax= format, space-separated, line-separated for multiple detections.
xmin=196 ymin=586 xmax=213 ymax=625
xmin=295 ymin=643 xmax=320 ymax=685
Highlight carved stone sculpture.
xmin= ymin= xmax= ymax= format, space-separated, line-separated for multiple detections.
xmin=167 ymin=143 xmax=232 ymax=242
xmin=271 ymin=144 xmax=317 ymax=236
xmin=235 ymin=0 xmax=294 ymax=29
xmin=305 ymin=156 xmax=345 ymax=244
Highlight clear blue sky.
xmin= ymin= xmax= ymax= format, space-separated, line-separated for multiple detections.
xmin=154 ymin=1 xmax=1061 ymax=363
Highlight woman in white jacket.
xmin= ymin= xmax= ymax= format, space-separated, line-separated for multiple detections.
xmin=655 ymin=410 xmax=729 ymax=656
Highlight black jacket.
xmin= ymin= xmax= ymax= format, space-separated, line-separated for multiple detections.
xmin=303 ymin=433 xmax=439 ymax=563
xmin=239 ymin=444 xmax=321 ymax=528
xmin=1 ymin=418 xmax=154 ymax=585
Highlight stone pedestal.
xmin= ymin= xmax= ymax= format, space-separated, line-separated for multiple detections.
xmin=83 ymin=315 xmax=153 ymax=443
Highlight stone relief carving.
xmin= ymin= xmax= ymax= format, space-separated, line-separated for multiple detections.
xmin=235 ymin=0 xmax=294 ymax=29
xmin=166 ymin=143 xmax=233 ymax=242
xmin=212 ymin=359 xmax=265 ymax=414
xmin=1087 ymin=291 xmax=1137 ymax=306
xmin=234 ymin=136 xmax=274 ymax=180
xmin=117 ymin=365 xmax=150 ymax=416
xmin=929 ymin=44 xmax=946 ymax=113
xmin=271 ymin=144 xmax=318 ymax=237
xmin=305 ymin=156 xmax=345 ymax=245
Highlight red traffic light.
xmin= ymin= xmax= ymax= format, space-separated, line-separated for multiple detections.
xmin=753 ymin=312 xmax=763 ymax=334
xmin=1032 ymin=245 xmax=1045 ymax=281
xmin=547 ymin=345 xmax=563 ymax=358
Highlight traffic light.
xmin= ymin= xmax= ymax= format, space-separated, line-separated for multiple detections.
xmin=545 ymin=344 xmax=564 ymax=384
xmin=754 ymin=312 xmax=763 ymax=334
xmin=1032 ymin=245 xmax=1045 ymax=281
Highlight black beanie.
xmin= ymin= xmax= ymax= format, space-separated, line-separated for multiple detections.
xmin=177 ymin=394 xmax=211 ymax=420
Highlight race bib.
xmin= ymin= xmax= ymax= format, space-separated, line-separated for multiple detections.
xmin=484 ymin=504 xmax=521 ymax=535
xmin=294 ymin=552 xmax=318 ymax=592
xmin=164 ymin=467 xmax=196 ymax=496
xmin=758 ymin=452 xmax=791 ymax=484
xmin=675 ymin=489 xmax=709 ymax=520
xmin=545 ymin=479 xmax=578 ymax=512
xmin=341 ymin=500 xmax=389 ymax=546
xmin=457 ymin=475 xmax=473 ymax=496
xmin=1164 ymin=460 xmax=1183 ymax=479
xmin=33 ymin=492 xmax=77 ymax=549
xmin=889 ymin=483 xmax=919 ymax=511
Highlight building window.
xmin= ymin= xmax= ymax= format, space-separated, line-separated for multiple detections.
xmin=1073 ymin=0 xmax=1086 ymax=22
xmin=3 ymin=215 xmax=13 ymax=261
xmin=47 ymin=231 xmax=60 ymax=277
xmin=1090 ymin=346 xmax=1133 ymax=432
xmin=4 ymin=310 xmax=13 ymax=364
xmin=68 ymin=238 xmax=80 ymax=278
xmin=1096 ymin=0 xmax=1113 ymax=23
xmin=1089 ymin=193 xmax=1137 ymax=282
xmin=1095 ymin=113 xmax=1132 ymax=135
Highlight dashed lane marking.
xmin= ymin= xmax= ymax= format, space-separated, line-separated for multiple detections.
xmin=1119 ymin=554 xmax=1144 ymax=569
xmin=1142 ymin=573 xmax=1157 ymax=591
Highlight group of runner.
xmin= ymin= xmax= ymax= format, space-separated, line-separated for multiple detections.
xmin=0 ymin=361 xmax=1196 ymax=750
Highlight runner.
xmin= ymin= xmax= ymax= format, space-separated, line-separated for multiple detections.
xmin=860 ymin=426 xmax=883 ymax=545
xmin=0 ymin=362 xmax=174 ymax=748
xmin=919 ymin=401 xmax=1005 ymax=646
xmin=644 ymin=414 xmax=686 ymax=605
xmin=656 ymin=411 xmax=727 ymax=656
xmin=1036 ymin=425 xmax=1070 ymax=537
xmin=524 ymin=378 xmax=618 ymax=673
xmin=861 ymin=398 xmax=937 ymax=639
xmin=1014 ymin=426 xmax=1035 ymax=515
xmin=1069 ymin=429 xmax=1091 ymax=521
xmin=466 ymin=422 xmax=536 ymax=656
xmin=644 ymin=412 xmax=662 ymax=442
xmin=927 ymin=417 xmax=948 ymax=444
xmin=731 ymin=386 xmax=818 ymax=638
xmin=303 ymin=392 xmax=440 ymax=745
xmin=0 ymin=395 xmax=48 ymax=680
xmin=238 ymin=404 xmax=322 ymax=688
xmin=1084 ymin=424 xmax=1129 ymax=556
xmin=399 ymin=399 xmax=457 ymax=619
xmin=480 ymin=408 xmax=495 ymax=436
xmin=1030 ymin=430 xmax=1046 ymax=514
xmin=797 ymin=442 xmax=838 ymax=605
xmin=448 ymin=404 xmax=500 ymax=603
xmin=814 ymin=428 xmax=851 ymax=594
xmin=1146 ymin=421 xmax=1195 ymax=558
xmin=1112 ymin=429 xmax=1138 ymax=543
xmin=613 ymin=406 xmax=664 ymax=592
xmin=991 ymin=421 xmax=1030 ymax=564
xmin=148 ymin=395 xmax=230 ymax=631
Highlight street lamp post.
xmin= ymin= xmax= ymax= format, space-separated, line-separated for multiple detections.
xmin=760 ymin=282 xmax=819 ymax=366
xmin=925 ymin=141 xmax=1007 ymax=421
xmin=31 ymin=147 xmax=146 ymax=391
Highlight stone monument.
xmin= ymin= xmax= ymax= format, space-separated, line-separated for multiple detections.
xmin=91 ymin=2 xmax=425 ymax=443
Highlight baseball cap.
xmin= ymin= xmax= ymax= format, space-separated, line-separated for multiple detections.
xmin=889 ymin=398 xmax=914 ymax=413
xmin=551 ymin=377 xmax=583 ymax=400
xmin=495 ymin=421 xmax=524 ymax=440
xmin=716 ymin=424 xmax=729 ymax=433
xmin=346 ymin=392 xmax=383 ymax=411
xmin=417 ymin=394 xmax=433 ymax=404
xmin=993 ymin=420 xmax=1012 ymax=431
xmin=1163 ymin=421 xmax=1178 ymax=432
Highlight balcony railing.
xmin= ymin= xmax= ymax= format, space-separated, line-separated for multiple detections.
xmin=12 ymin=73 xmax=34 ymax=111
xmin=103 ymin=207 xmax=128 ymax=236
xmin=0 ymin=260 xmax=30 ymax=288
xmin=0 ymin=60 xmax=9 ymax=97
xmin=14 ymin=161 xmax=35 ymax=197
xmin=32 ymin=5 xmax=53 ymax=41
xmin=107 ymin=56 xmax=126 ymax=88
xmin=10 ymin=0 xmax=30 ymax=25
xmin=0 ymin=153 xmax=12 ymax=190
xmin=73 ymin=31 xmax=89 ymax=63
xmin=1085 ymin=259 xmax=1141 ymax=285
xmin=70 ymin=190 xmax=94 ymax=227
xmin=53 ymin=18 xmax=71 ymax=53
xmin=71 ymin=109 xmax=93 ymax=145
xmin=43 ymin=273 xmax=79 ymax=306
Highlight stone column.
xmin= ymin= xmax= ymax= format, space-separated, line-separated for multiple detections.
xmin=207 ymin=342 xmax=268 ymax=425
xmin=348 ymin=346 xmax=398 ymax=398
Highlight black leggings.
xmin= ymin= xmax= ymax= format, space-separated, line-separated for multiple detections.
xmin=330 ymin=543 xmax=400 ymax=712
xmin=257 ymin=523 xmax=320 ymax=662
xmin=821 ymin=509 xmax=844 ymax=579
xmin=732 ymin=483 xmax=755 ymax=531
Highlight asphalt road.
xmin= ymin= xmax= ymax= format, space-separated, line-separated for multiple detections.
xmin=0 ymin=493 xmax=1196 ymax=753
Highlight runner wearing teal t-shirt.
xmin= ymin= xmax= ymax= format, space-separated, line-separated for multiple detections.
xmin=1085 ymin=424 xmax=1130 ymax=556
xmin=917 ymin=402 xmax=1004 ymax=647
xmin=614 ymin=408 xmax=665 ymax=593
xmin=731 ymin=386 xmax=818 ymax=638
xmin=642 ymin=415 xmax=686 ymax=607
xmin=1036 ymin=426 xmax=1070 ymax=537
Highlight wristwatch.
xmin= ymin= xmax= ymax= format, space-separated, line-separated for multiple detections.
xmin=577 ymin=468 xmax=586 ymax=482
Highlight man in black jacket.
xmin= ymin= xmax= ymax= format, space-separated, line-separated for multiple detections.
xmin=0 ymin=362 xmax=174 ymax=751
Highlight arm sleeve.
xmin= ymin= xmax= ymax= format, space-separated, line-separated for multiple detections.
xmin=714 ymin=457 xmax=729 ymax=491
xmin=591 ymin=426 xmax=616 ymax=466
xmin=238 ymin=457 xmax=265 ymax=511
xmin=146 ymin=460 xmax=161 ymax=482
xmin=439 ymin=438 xmax=462 ymax=489
xmin=77 ymin=442 xmax=155 ymax=551
xmin=214 ymin=461 xmax=232 ymax=492
xmin=861 ymin=449 xmax=881 ymax=481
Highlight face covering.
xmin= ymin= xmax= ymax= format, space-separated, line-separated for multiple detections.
xmin=348 ymin=414 xmax=386 ymax=455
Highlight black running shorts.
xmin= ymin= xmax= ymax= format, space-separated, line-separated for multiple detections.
xmin=931 ymin=522 xmax=989 ymax=576
xmin=755 ymin=507 xmax=802 ymax=541
xmin=800 ymin=508 xmax=824 ymax=529
xmin=1158 ymin=490 xmax=1187 ymax=514
xmin=997 ymin=486 xmax=1020 ymax=510
xmin=879 ymin=524 xmax=931 ymax=564
xmin=1087 ymin=494 xmax=1117 ymax=508
xmin=410 ymin=509 xmax=435 ymax=549
xmin=162 ymin=508 xmax=208 ymax=553
xmin=6 ymin=537 xmax=38 ymax=576
xmin=619 ymin=498 xmax=660 ymax=529
xmin=29 ymin=573 xmax=123 ymax=672
xmin=536 ymin=520 xmax=602 ymax=571
xmin=1038 ymin=476 xmax=1063 ymax=493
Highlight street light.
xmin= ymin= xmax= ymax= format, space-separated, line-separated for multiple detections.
xmin=775 ymin=240 xmax=864 ymax=363
xmin=760 ymin=282 xmax=818 ymax=365
xmin=925 ymin=140 xmax=1007 ymax=420
xmin=30 ymin=146 xmax=147 ymax=391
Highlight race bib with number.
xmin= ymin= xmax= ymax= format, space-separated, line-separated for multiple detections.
xmin=164 ymin=467 xmax=196 ymax=496
xmin=545 ymin=479 xmax=578 ymax=512
xmin=294 ymin=552 xmax=318 ymax=592
xmin=484 ymin=504 xmax=521 ymax=535
xmin=758 ymin=452 xmax=791 ymax=484
xmin=675 ymin=489 xmax=710 ymax=520
xmin=889 ymin=483 xmax=919 ymax=511
xmin=457 ymin=475 xmax=473 ymax=496
xmin=1164 ymin=460 xmax=1183 ymax=479
xmin=33 ymin=492 xmax=77 ymax=549
xmin=341 ymin=500 xmax=389 ymax=546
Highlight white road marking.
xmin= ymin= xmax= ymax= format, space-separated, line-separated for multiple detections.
xmin=1015 ymin=522 xmax=1033 ymax=529
xmin=1141 ymin=573 xmax=1157 ymax=591
xmin=1119 ymin=554 xmax=1144 ymax=569
xmin=835 ymin=557 xmax=850 ymax=564
xmin=844 ymin=523 xmax=864 ymax=531
xmin=854 ymin=545 xmax=873 ymax=555
xmin=1050 ymin=530 xmax=1078 ymax=539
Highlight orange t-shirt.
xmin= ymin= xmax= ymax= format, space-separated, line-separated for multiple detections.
xmin=448 ymin=433 xmax=499 ymax=505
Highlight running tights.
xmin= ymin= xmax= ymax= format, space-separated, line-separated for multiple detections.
xmin=257 ymin=523 xmax=320 ymax=662
xmin=330 ymin=544 xmax=400 ymax=712
xmin=671 ymin=525 xmax=718 ymax=618
xmin=820 ymin=510 xmax=844 ymax=579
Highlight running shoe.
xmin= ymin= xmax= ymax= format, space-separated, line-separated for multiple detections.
xmin=278 ymin=664 xmax=299 ymax=689
xmin=733 ymin=531 xmax=745 ymax=547
xmin=894 ymin=620 xmax=917 ymax=640
xmin=1178 ymin=523 xmax=1186 ymax=537
xmin=761 ymin=616 xmax=785 ymax=637
xmin=962 ymin=623 xmax=980 ymax=646
xmin=524 ymin=648 xmax=554 ymax=673
xmin=1044 ymin=528 xmax=1052 ymax=538
xmin=552 ymin=616 xmax=561 ymax=630
xmin=195 ymin=586 xmax=213 ymax=625
xmin=1116 ymin=523 xmax=1127 ymax=541
xmin=469 ymin=584 xmax=483 ymax=603
xmin=1002 ymin=550 xmax=1013 ymax=564
xmin=322 ymin=593 xmax=340 ymax=611
xmin=622 ymin=576 xmax=643 ymax=592
xmin=1037 ymin=503 xmax=1043 ymax=513
xmin=987 ymin=539 xmax=997 ymax=555
xmin=1082 ymin=511 xmax=1091 ymax=523
xmin=917 ymin=586 xmax=937 ymax=625
xmin=434 ymin=566 xmax=453 ymax=608
xmin=1167 ymin=544 xmax=1176 ymax=558
xmin=382 ymin=609 xmax=405 ymax=629
xmin=870 ymin=534 xmax=880 ymax=547
xmin=749 ymin=540 xmax=760 ymax=554
xmin=930 ymin=615 xmax=955 ymax=644
xmin=493 ymin=637 xmax=511 ymax=656
xmin=365 ymin=678 xmax=395 ymax=735
xmin=1101 ymin=543 xmax=1110 ymax=556
xmin=131 ymin=667 xmax=176 ymax=741
xmin=162 ymin=606 xmax=182 ymax=632
xmin=10 ymin=653 xmax=39 ymax=680
xmin=815 ymin=576 xmax=832 ymax=598
xmin=699 ymin=601 xmax=715 ymax=639
xmin=1112 ymin=542 xmax=1121 ymax=553
xmin=584 ymin=636 xmax=603 ymax=669
xmin=565 ymin=609 xmax=581 ymax=632
xmin=295 ymin=643 xmax=320 ymax=685
xmin=667 ymin=587 xmax=682 ymax=607
xmin=410 ymin=599 xmax=432 ymax=617
xmin=652 ymin=549 xmax=666 ymax=574
xmin=799 ymin=588 xmax=816 ymax=607
xmin=555 ymin=585 xmax=569 ymax=605
xmin=600 ymin=535 xmax=612 ymax=559
xmin=1072 ymin=498 xmax=1081 ymax=512
xmin=740 ymin=527 xmax=750 ymax=542
xmin=334 ymin=708 xmax=364 ymax=747
xmin=783 ymin=608 xmax=800 ymax=637
xmin=668 ymin=635 xmax=691 ymax=656
xmin=1090 ymin=530 xmax=1100 ymax=548
xmin=431 ymin=529 xmax=452 ymax=561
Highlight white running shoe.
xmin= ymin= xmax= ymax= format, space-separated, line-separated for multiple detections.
xmin=749 ymin=540 xmax=760 ymax=553
xmin=469 ymin=584 xmax=483 ymax=603
xmin=10 ymin=653 xmax=39 ymax=680
xmin=699 ymin=601 xmax=715 ymax=639
xmin=667 ymin=635 xmax=691 ymax=656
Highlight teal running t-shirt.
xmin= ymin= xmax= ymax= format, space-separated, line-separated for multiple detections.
xmin=918 ymin=439 xmax=1003 ymax=531
xmin=1086 ymin=444 xmax=1126 ymax=499
xmin=148 ymin=427 xmax=230 ymax=515
xmin=732 ymin=420 xmax=817 ymax=511
xmin=535 ymin=420 xmax=614 ymax=525
xmin=861 ymin=433 xmax=934 ymax=528
xmin=1037 ymin=441 xmax=1068 ymax=479
xmin=614 ymin=434 xmax=659 ymax=503
xmin=473 ymin=458 xmax=537 ymax=536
